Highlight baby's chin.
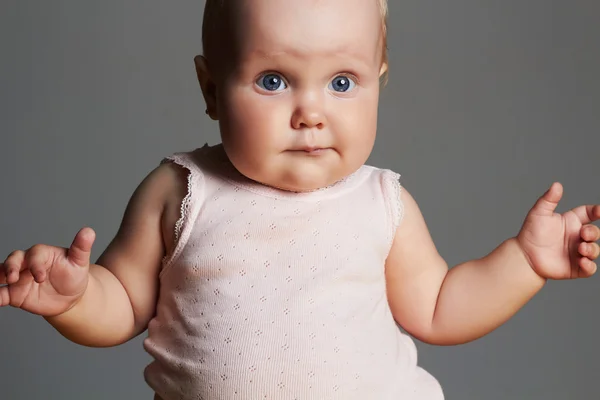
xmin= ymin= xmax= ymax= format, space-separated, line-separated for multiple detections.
xmin=225 ymin=150 xmax=358 ymax=193
xmin=249 ymin=167 xmax=347 ymax=193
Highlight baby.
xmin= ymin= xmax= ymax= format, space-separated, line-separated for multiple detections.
xmin=1 ymin=0 xmax=599 ymax=399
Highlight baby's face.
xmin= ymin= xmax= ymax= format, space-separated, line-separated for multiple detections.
xmin=206 ymin=0 xmax=385 ymax=192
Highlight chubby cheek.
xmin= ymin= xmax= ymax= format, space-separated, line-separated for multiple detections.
xmin=217 ymin=89 xmax=290 ymax=174
xmin=333 ymin=95 xmax=378 ymax=165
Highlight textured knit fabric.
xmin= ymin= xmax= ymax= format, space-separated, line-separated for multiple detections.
xmin=143 ymin=143 xmax=444 ymax=400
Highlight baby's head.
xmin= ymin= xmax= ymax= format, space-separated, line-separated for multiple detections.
xmin=196 ymin=0 xmax=389 ymax=192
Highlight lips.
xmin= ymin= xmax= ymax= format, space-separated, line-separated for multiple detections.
xmin=297 ymin=146 xmax=324 ymax=152
xmin=289 ymin=146 xmax=330 ymax=154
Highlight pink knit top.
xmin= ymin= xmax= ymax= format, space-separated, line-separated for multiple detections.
xmin=142 ymin=143 xmax=444 ymax=399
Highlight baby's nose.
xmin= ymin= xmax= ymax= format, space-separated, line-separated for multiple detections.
xmin=290 ymin=92 xmax=326 ymax=130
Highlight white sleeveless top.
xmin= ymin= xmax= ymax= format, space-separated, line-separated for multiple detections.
xmin=142 ymin=143 xmax=444 ymax=400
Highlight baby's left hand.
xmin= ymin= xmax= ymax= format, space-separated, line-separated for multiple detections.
xmin=516 ymin=182 xmax=600 ymax=279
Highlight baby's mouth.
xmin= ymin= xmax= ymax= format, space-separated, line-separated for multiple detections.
xmin=289 ymin=146 xmax=331 ymax=155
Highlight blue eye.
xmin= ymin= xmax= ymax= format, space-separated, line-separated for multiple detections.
xmin=256 ymin=73 xmax=287 ymax=92
xmin=328 ymin=75 xmax=356 ymax=92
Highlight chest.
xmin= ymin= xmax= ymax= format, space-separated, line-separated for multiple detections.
xmin=169 ymin=188 xmax=392 ymax=291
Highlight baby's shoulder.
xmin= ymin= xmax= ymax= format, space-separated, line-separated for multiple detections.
xmin=360 ymin=164 xmax=403 ymax=195
xmin=156 ymin=158 xmax=191 ymax=201
xmin=361 ymin=162 xmax=401 ymax=177
xmin=153 ymin=155 xmax=196 ymax=256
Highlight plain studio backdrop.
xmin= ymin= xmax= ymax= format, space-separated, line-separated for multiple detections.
xmin=1 ymin=1 xmax=599 ymax=399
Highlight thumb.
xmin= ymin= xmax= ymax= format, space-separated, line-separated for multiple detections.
xmin=67 ymin=227 xmax=96 ymax=267
xmin=530 ymin=182 xmax=563 ymax=216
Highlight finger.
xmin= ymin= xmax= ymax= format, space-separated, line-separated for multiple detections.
xmin=572 ymin=204 xmax=600 ymax=225
xmin=3 ymin=250 xmax=26 ymax=285
xmin=0 ymin=285 xmax=9 ymax=307
xmin=67 ymin=227 xmax=95 ymax=267
xmin=579 ymin=242 xmax=600 ymax=261
xmin=580 ymin=224 xmax=600 ymax=242
xmin=530 ymin=182 xmax=563 ymax=216
xmin=24 ymin=245 xmax=52 ymax=283
xmin=578 ymin=257 xmax=597 ymax=278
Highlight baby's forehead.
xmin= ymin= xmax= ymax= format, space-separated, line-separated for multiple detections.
xmin=202 ymin=0 xmax=386 ymax=75
xmin=207 ymin=0 xmax=382 ymax=51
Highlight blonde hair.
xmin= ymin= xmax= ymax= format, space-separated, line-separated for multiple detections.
xmin=202 ymin=0 xmax=389 ymax=84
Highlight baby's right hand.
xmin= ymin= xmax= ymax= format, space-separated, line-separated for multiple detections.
xmin=0 ymin=227 xmax=95 ymax=317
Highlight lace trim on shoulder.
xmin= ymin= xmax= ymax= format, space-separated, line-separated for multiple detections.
xmin=175 ymin=160 xmax=194 ymax=243
xmin=159 ymin=152 xmax=200 ymax=272
xmin=382 ymin=170 xmax=404 ymax=248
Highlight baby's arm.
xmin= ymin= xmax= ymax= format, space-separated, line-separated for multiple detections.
xmin=44 ymin=163 xmax=181 ymax=347
xmin=385 ymin=187 xmax=546 ymax=346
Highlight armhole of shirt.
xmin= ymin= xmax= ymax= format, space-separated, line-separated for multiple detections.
xmin=158 ymin=151 xmax=204 ymax=279
xmin=381 ymin=169 xmax=404 ymax=254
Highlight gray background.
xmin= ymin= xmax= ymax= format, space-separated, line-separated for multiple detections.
xmin=1 ymin=1 xmax=599 ymax=399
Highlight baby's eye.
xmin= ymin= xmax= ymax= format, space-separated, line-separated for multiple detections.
xmin=328 ymin=75 xmax=356 ymax=93
xmin=256 ymin=73 xmax=287 ymax=92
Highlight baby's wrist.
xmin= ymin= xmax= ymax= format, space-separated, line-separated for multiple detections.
xmin=511 ymin=237 xmax=546 ymax=280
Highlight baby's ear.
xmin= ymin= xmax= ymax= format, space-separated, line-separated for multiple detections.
xmin=194 ymin=55 xmax=218 ymax=120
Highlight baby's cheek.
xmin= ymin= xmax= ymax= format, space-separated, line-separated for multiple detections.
xmin=223 ymin=95 xmax=286 ymax=135
xmin=336 ymin=112 xmax=376 ymax=151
